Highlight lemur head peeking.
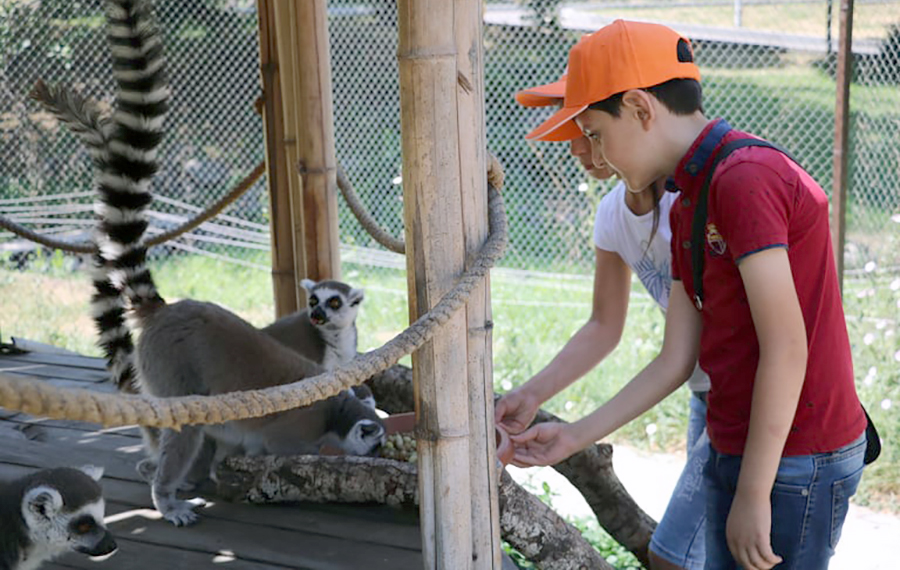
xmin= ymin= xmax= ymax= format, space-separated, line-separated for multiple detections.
xmin=1 ymin=466 xmax=117 ymax=570
xmin=302 ymin=279 xmax=364 ymax=330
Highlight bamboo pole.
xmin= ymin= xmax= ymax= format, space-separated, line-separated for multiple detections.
xmin=277 ymin=0 xmax=341 ymax=283
xmin=256 ymin=0 xmax=299 ymax=316
xmin=398 ymin=1 xmax=499 ymax=567
xmin=454 ymin=3 xmax=501 ymax=568
xmin=831 ymin=0 xmax=854 ymax=292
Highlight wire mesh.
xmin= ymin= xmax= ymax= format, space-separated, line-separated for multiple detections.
xmin=1 ymin=0 xmax=898 ymax=276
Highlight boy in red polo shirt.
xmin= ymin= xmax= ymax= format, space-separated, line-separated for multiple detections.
xmin=508 ymin=20 xmax=868 ymax=570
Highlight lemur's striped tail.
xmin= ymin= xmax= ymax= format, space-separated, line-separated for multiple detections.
xmin=97 ymin=0 xmax=168 ymax=307
xmin=33 ymin=0 xmax=169 ymax=391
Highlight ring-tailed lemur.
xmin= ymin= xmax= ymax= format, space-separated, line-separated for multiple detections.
xmin=39 ymin=0 xmax=384 ymax=526
xmin=263 ymin=278 xmax=375 ymax=408
xmin=0 ymin=466 xmax=116 ymax=570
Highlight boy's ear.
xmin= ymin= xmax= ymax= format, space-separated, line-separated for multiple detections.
xmin=621 ymin=89 xmax=654 ymax=127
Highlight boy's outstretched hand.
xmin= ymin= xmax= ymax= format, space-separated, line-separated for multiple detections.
xmin=508 ymin=421 xmax=581 ymax=467
xmin=494 ymin=387 xmax=542 ymax=435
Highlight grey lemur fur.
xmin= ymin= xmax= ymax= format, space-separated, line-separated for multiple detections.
xmin=36 ymin=0 xmax=384 ymax=526
xmin=0 ymin=466 xmax=116 ymax=570
xmin=263 ymin=278 xmax=376 ymax=407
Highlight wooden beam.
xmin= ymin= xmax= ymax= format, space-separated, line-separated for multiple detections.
xmin=831 ymin=0 xmax=854 ymax=293
xmin=274 ymin=0 xmax=341 ymax=284
xmin=398 ymin=1 xmax=499 ymax=568
xmin=454 ymin=3 xmax=501 ymax=568
xmin=256 ymin=0 xmax=299 ymax=316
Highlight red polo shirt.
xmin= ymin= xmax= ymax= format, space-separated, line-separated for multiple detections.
xmin=670 ymin=119 xmax=866 ymax=456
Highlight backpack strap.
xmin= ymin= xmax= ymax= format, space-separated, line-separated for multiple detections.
xmin=689 ymin=138 xmax=881 ymax=465
xmin=690 ymin=138 xmax=797 ymax=310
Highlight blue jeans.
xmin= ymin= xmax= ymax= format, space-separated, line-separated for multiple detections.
xmin=704 ymin=431 xmax=866 ymax=570
xmin=650 ymin=391 xmax=709 ymax=570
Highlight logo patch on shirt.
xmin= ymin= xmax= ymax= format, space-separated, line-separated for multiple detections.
xmin=706 ymin=223 xmax=727 ymax=256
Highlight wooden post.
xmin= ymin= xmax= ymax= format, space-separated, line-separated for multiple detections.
xmin=831 ymin=0 xmax=854 ymax=293
xmin=272 ymin=0 xmax=341 ymax=295
xmin=455 ymin=4 xmax=502 ymax=568
xmin=256 ymin=0 xmax=299 ymax=316
xmin=398 ymin=1 xmax=499 ymax=568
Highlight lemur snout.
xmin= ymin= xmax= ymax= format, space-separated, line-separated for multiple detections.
xmin=310 ymin=306 xmax=327 ymax=324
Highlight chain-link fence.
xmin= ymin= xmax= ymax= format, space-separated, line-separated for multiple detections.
xmin=1 ymin=0 xmax=898 ymax=275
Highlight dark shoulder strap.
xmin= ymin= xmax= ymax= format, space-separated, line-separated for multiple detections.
xmin=690 ymin=138 xmax=798 ymax=310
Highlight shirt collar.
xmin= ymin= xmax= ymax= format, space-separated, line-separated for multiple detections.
xmin=671 ymin=118 xmax=733 ymax=197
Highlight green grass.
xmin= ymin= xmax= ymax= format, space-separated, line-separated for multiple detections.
xmin=3 ymin=252 xmax=896 ymax=508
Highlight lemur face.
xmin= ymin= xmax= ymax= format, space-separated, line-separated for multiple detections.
xmin=21 ymin=467 xmax=117 ymax=561
xmin=302 ymin=279 xmax=364 ymax=331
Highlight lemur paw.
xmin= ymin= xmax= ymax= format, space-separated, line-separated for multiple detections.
xmin=160 ymin=497 xmax=207 ymax=526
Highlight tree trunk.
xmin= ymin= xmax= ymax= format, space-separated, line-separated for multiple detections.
xmin=216 ymin=454 xmax=613 ymax=570
xmin=366 ymin=364 xmax=656 ymax=568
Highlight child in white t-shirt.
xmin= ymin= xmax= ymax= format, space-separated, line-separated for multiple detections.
xmin=496 ymin=72 xmax=708 ymax=570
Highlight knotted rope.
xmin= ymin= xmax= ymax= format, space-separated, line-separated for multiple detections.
xmin=0 ymin=183 xmax=507 ymax=429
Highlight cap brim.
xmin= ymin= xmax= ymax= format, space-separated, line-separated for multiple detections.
xmin=515 ymin=77 xmax=567 ymax=108
xmin=525 ymin=104 xmax=587 ymax=141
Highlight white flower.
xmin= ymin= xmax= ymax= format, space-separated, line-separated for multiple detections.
xmin=864 ymin=375 xmax=875 ymax=387
xmin=501 ymin=380 xmax=513 ymax=391
xmin=887 ymin=329 xmax=895 ymax=338
xmin=895 ymin=350 xmax=900 ymax=363
xmin=881 ymin=399 xmax=892 ymax=411
xmin=564 ymin=400 xmax=574 ymax=411
xmin=865 ymin=261 xmax=877 ymax=273
xmin=392 ymin=175 xmax=402 ymax=185
xmin=864 ymin=333 xmax=875 ymax=345
xmin=876 ymin=320 xmax=888 ymax=330
xmin=891 ymin=279 xmax=900 ymax=291
xmin=577 ymin=183 xmax=588 ymax=193
xmin=645 ymin=423 xmax=658 ymax=436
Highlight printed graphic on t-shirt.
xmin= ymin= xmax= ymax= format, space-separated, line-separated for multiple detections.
xmin=706 ymin=223 xmax=727 ymax=256
xmin=633 ymin=251 xmax=671 ymax=304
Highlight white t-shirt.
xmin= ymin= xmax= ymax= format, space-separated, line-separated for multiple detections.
xmin=593 ymin=182 xmax=710 ymax=392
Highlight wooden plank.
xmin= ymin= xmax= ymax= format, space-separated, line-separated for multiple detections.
xmin=0 ymin=430 xmax=422 ymax=551
xmin=0 ymin=413 xmax=142 ymax=437
xmin=47 ymin=537 xmax=296 ymax=570
xmin=0 ymin=351 xmax=106 ymax=371
xmin=0 ymin=461 xmax=422 ymax=569
xmin=0 ymin=363 xmax=109 ymax=383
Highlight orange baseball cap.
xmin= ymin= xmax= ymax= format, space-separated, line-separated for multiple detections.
xmin=515 ymin=74 xmax=566 ymax=108
xmin=526 ymin=20 xmax=701 ymax=141
xmin=515 ymin=73 xmax=583 ymax=141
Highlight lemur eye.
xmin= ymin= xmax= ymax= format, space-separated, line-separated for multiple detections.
xmin=328 ymin=297 xmax=342 ymax=310
xmin=72 ymin=517 xmax=96 ymax=534
xmin=309 ymin=295 xmax=319 ymax=307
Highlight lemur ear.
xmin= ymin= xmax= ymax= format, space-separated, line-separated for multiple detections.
xmin=79 ymin=464 xmax=105 ymax=481
xmin=348 ymin=288 xmax=364 ymax=307
xmin=300 ymin=279 xmax=317 ymax=293
xmin=24 ymin=486 xmax=63 ymax=521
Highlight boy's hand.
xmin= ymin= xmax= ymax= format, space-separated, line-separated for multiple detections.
xmin=494 ymin=387 xmax=541 ymax=435
xmin=726 ymin=491 xmax=783 ymax=570
xmin=507 ymin=422 xmax=580 ymax=467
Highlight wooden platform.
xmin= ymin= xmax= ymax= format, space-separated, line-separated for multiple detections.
xmin=0 ymin=347 xmax=426 ymax=570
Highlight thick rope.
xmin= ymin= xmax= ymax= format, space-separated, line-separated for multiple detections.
xmin=335 ymin=152 xmax=505 ymax=255
xmin=0 ymin=184 xmax=507 ymax=429
xmin=336 ymin=166 xmax=406 ymax=254
xmin=0 ymin=162 xmax=265 ymax=254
